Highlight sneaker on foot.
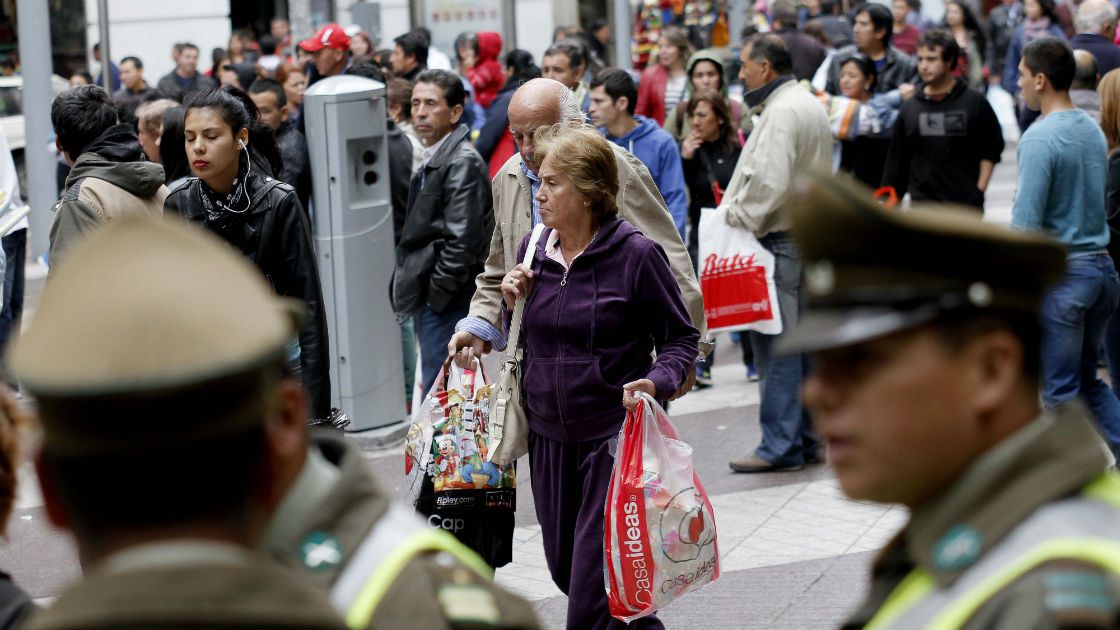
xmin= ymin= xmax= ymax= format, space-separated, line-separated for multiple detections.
xmin=729 ymin=454 xmax=803 ymax=473
xmin=696 ymin=365 xmax=713 ymax=389
xmin=746 ymin=364 xmax=759 ymax=382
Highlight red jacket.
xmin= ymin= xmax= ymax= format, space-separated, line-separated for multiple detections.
xmin=635 ymin=64 xmax=669 ymax=125
xmin=467 ymin=32 xmax=505 ymax=109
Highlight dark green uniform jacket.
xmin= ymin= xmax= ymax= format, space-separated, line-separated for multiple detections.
xmin=845 ymin=403 xmax=1120 ymax=629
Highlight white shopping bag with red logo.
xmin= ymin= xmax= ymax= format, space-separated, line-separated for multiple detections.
xmin=604 ymin=392 xmax=720 ymax=622
xmin=698 ymin=206 xmax=782 ymax=335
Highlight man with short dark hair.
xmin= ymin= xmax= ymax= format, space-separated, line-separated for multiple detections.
xmin=257 ymin=35 xmax=283 ymax=74
xmin=542 ymin=40 xmax=591 ymax=111
xmin=156 ymin=42 xmax=217 ymax=99
xmin=12 ymin=216 xmax=350 ymax=630
xmin=113 ymin=56 xmax=154 ymax=129
xmin=824 ymin=2 xmax=917 ymax=95
xmin=91 ymin=42 xmax=120 ymax=92
xmin=1013 ymin=37 xmax=1120 ymax=453
xmin=590 ymin=69 xmax=687 ymax=241
xmin=789 ymin=173 xmax=1120 ymax=630
xmin=412 ymin=27 xmax=453 ymax=71
xmin=806 ymin=0 xmax=854 ymax=48
xmin=249 ymin=79 xmax=311 ymax=212
xmin=882 ymin=30 xmax=1004 ymax=209
xmin=1071 ymin=48 xmax=1102 ymax=120
xmin=770 ymin=0 xmax=827 ymax=81
xmin=391 ymin=32 xmax=429 ymax=81
xmin=725 ymin=34 xmax=832 ymax=473
xmin=393 ymin=69 xmax=493 ymax=394
xmin=49 ymin=85 xmax=167 ymax=263
xmin=299 ymin=23 xmax=352 ymax=84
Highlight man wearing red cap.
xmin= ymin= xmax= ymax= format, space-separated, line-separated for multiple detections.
xmin=299 ymin=23 xmax=352 ymax=83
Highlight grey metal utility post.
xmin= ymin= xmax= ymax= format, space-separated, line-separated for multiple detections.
xmin=304 ymin=76 xmax=406 ymax=432
xmin=98 ymin=0 xmax=112 ymax=93
xmin=17 ymin=0 xmax=57 ymax=259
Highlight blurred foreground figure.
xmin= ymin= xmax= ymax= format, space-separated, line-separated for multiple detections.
xmin=11 ymin=215 xmax=347 ymax=630
xmin=783 ymin=174 xmax=1120 ymax=630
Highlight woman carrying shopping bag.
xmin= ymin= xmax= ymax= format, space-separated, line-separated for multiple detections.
xmin=501 ymin=125 xmax=699 ymax=630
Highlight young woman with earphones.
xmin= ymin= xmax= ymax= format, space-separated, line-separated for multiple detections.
xmin=165 ymin=85 xmax=332 ymax=423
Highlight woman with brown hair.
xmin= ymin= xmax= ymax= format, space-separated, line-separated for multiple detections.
xmin=635 ymin=26 xmax=693 ymax=125
xmin=274 ymin=64 xmax=308 ymax=130
xmin=500 ymin=124 xmax=697 ymax=629
xmin=1098 ymin=68 xmax=1120 ymax=398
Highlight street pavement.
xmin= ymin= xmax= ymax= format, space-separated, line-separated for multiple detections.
xmin=0 ymin=144 xmax=1021 ymax=627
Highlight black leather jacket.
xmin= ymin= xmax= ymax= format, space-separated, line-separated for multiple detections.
xmin=165 ymin=172 xmax=332 ymax=418
xmin=392 ymin=124 xmax=493 ymax=321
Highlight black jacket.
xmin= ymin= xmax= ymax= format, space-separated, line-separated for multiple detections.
xmin=165 ymin=172 xmax=332 ymax=418
xmin=476 ymin=81 xmax=518 ymax=161
xmin=881 ymin=78 xmax=1004 ymax=209
xmin=826 ymin=46 xmax=917 ymax=95
xmin=392 ymin=124 xmax=493 ymax=321
xmin=387 ymin=119 xmax=413 ymax=244
xmin=774 ymin=27 xmax=828 ymax=82
xmin=155 ymin=71 xmax=217 ymax=101
xmin=276 ymin=121 xmax=312 ymax=213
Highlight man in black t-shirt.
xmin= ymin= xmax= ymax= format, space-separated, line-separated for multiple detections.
xmin=882 ymin=30 xmax=1005 ymax=210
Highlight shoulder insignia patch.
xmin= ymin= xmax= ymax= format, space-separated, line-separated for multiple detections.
xmin=437 ymin=583 xmax=501 ymax=626
xmin=61 ymin=178 xmax=87 ymax=204
xmin=299 ymin=531 xmax=344 ymax=572
xmin=933 ymin=524 xmax=983 ymax=572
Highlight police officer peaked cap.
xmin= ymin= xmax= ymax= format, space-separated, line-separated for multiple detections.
xmin=9 ymin=214 xmax=305 ymax=454
xmin=777 ymin=173 xmax=1067 ymax=355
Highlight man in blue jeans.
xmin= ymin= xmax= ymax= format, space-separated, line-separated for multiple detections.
xmin=1012 ymin=37 xmax=1120 ymax=455
xmin=722 ymin=35 xmax=832 ymax=472
xmin=392 ymin=69 xmax=494 ymax=394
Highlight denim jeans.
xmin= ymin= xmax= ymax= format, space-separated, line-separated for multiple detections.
xmin=749 ymin=232 xmax=818 ymax=466
xmin=415 ymin=300 xmax=471 ymax=396
xmin=1041 ymin=253 xmax=1120 ymax=455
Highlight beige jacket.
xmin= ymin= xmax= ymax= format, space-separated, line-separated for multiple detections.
xmin=722 ymin=79 xmax=832 ymax=237
xmin=468 ymin=147 xmax=710 ymax=353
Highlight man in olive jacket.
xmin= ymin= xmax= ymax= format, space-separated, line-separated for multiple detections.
xmin=393 ymin=69 xmax=494 ymax=394
xmin=448 ymin=78 xmax=709 ymax=382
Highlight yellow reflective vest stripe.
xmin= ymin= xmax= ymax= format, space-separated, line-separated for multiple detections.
xmin=344 ymin=527 xmax=493 ymax=630
xmin=866 ymin=472 xmax=1120 ymax=630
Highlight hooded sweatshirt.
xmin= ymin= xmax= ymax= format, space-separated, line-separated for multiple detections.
xmin=663 ymin=50 xmax=746 ymax=142
xmin=516 ymin=217 xmax=699 ymax=443
xmin=881 ymin=78 xmax=1004 ymax=209
xmin=604 ymin=116 xmax=689 ymax=240
xmin=466 ymin=32 xmax=505 ymax=109
xmin=50 ymin=124 xmax=168 ymax=264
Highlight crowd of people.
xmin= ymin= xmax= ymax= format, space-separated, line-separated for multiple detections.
xmin=2 ymin=0 xmax=1120 ymax=627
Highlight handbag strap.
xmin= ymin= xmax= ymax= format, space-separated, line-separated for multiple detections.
xmin=505 ymin=224 xmax=547 ymax=358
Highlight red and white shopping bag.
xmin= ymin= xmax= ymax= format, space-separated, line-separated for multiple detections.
xmin=604 ymin=393 xmax=720 ymax=622
xmin=698 ymin=206 xmax=783 ymax=334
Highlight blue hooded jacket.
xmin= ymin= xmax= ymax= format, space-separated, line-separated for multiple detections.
xmin=603 ymin=116 xmax=688 ymax=241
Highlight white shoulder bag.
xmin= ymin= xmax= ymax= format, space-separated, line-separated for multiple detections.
xmin=486 ymin=223 xmax=547 ymax=465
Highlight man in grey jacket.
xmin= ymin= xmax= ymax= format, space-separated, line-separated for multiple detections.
xmin=725 ymin=35 xmax=832 ymax=473
xmin=49 ymin=85 xmax=166 ymax=266
xmin=447 ymin=78 xmax=709 ymax=389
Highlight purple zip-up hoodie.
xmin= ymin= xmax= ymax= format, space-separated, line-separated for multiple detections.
xmin=514 ymin=216 xmax=699 ymax=443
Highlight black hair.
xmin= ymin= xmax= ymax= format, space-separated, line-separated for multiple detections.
xmin=839 ymin=52 xmax=879 ymax=90
xmin=504 ymin=49 xmax=541 ymax=87
xmin=942 ymin=1 xmax=987 ymax=62
xmin=92 ymin=42 xmax=101 ymax=54
xmin=917 ymin=29 xmax=961 ymax=69
xmin=589 ymin=18 xmax=609 ymax=33
xmin=259 ymin=34 xmax=277 ymax=56
xmin=1022 ymin=37 xmax=1076 ymax=91
xmin=544 ymin=39 xmax=587 ymax=71
xmin=159 ymin=106 xmax=190 ymax=184
xmin=931 ymin=309 xmax=1042 ymax=383
xmin=395 ymin=32 xmax=429 ymax=67
xmin=454 ymin=32 xmax=480 ymax=64
xmin=120 ymin=56 xmax=143 ymax=69
xmin=181 ymin=42 xmax=200 ymax=54
xmin=856 ymin=2 xmax=895 ymax=47
xmin=1034 ymin=0 xmax=1061 ymax=23
xmin=413 ymin=27 xmax=433 ymax=47
xmin=590 ymin=68 xmax=638 ymax=116
xmin=347 ymin=61 xmax=386 ymax=83
xmin=51 ymin=85 xmax=118 ymax=159
xmin=182 ymin=85 xmax=283 ymax=178
xmin=248 ymin=77 xmax=287 ymax=109
xmin=744 ymin=34 xmax=794 ymax=75
xmin=415 ymin=69 xmax=466 ymax=109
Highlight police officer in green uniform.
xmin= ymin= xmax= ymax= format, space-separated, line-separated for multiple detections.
xmin=779 ymin=174 xmax=1120 ymax=630
xmin=10 ymin=216 xmax=348 ymax=630
xmin=262 ymin=423 xmax=541 ymax=628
